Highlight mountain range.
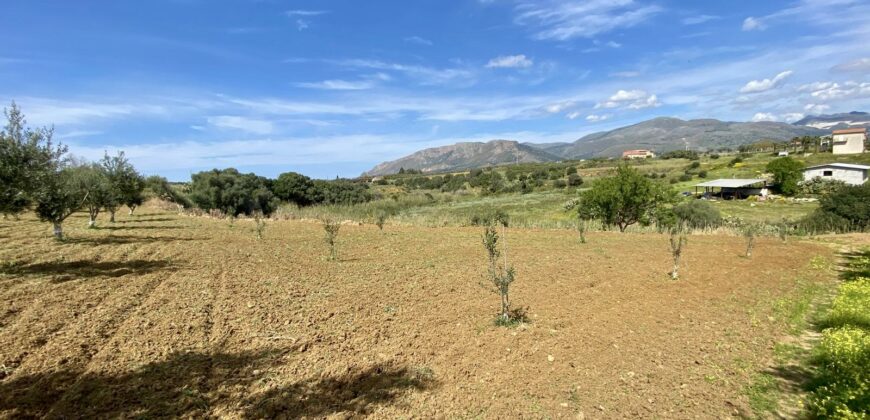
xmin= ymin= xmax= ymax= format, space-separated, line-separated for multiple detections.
xmin=362 ymin=113 xmax=859 ymax=176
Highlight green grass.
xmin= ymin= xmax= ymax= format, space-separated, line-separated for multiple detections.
xmin=745 ymin=373 xmax=780 ymax=414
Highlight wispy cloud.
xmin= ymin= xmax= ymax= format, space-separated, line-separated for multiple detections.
xmin=585 ymin=114 xmax=610 ymax=122
xmin=682 ymin=15 xmax=719 ymax=25
xmin=327 ymin=58 xmax=475 ymax=86
xmin=832 ymin=57 xmax=870 ymax=72
xmin=293 ymin=73 xmax=389 ymax=90
xmin=742 ymin=17 xmax=765 ymax=31
xmin=486 ymin=54 xmax=533 ymax=68
xmin=404 ymin=36 xmax=433 ymax=46
xmin=285 ymin=10 xmax=329 ymax=17
xmin=513 ymin=0 xmax=662 ymax=40
xmin=206 ymin=115 xmax=274 ymax=134
xmin=739 ymin=70 xmax=792 ymax=93
xmin=799 ymin=80 xmax=870 ymax=100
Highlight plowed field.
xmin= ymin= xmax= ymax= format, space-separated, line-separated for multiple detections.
xmin=0 ymin=206 xmax=835 ymax=418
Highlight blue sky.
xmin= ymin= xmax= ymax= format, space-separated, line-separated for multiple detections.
xmin=1 ymin=0 xmax=868 ymax=180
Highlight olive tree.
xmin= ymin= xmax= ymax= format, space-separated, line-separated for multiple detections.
xmin=100 ymin=151 xmax=145 ymax=220
xmin=78 ymin=164 xmax=114 ymax=228
xmin=33 ymin=164 xmax=90 ymax=240
xmin=0 ymin=102 xmax=66 ymax=218
xmin=578 ymin=164 xmax=675 ymax=232
xmin=481 ymin=213 xmax=516 ymax=324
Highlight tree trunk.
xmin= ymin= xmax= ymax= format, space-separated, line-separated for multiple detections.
xmin=88 ymin=217 xmax=96 ymax=228
xmin=129 ymin=206 xmax=136 ymax=216
xmin=110 ymin=211 xmax=116 ymax=223
xmin=671 ymin=256 xmax=680 ymax=280
xmin=746 ymin=238 xmax=754 ymax=257
xmin=53 ymin=223 xmax=63 ymax=240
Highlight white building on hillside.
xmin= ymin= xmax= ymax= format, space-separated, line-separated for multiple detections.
xmin=803 ymin=163 xmax=869 ymax=185
xmin=832 ymin=128 xmax=867 ymax=155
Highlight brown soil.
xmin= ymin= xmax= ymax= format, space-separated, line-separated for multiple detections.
xmin=0 ymin=207 xmax=836 ymax=418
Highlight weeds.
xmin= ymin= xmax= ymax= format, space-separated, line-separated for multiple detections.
xmin=375 ymin=211 xmax=388 ymax=231
xmin=576 ymin=217 xmax=587 ymax=244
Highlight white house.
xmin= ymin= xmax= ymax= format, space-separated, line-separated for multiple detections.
xmin=832 ymin=128 xmax=867 ymax=155
xmin=803 ymin=163 xmax=869 ymax=185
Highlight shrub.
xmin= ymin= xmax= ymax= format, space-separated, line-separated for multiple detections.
xmin=470 ymin=209 xmax=509 ymax=227
xmin=673 ymin=200 xmax=722 ymax=229
xmin=375 ymin=211 xmax=388 ymax=231
xmin=189 ymin=168 xmax=278 ymax=216
xmin=710 ymin=154 xmax=720 ymax=159
xmin=567 ymin=174 xmax=583 ymax=187
xmin=766 ymin=157 xmax=804 ymax=196
xmin=689 ymin=161 xmax=701 ymax=169
xmin=698 ymin=170 xmax=708 ymax=178
xmin=678 ymin=174 xmax=693 ymax=182
xmin=800 ymin=177 xmax=847 ymax=196
xmin=273 ymin=172 xmax=317 ymax=206
xmin=552 ymin=179 xmax=567 ymax=189
xmin=814 ymin=183 xmax=870 ymax=231
xmin=742 ymin=223 xmax=758 ymax=257
xmin=729 ymin=156 xmax=743 ymax=167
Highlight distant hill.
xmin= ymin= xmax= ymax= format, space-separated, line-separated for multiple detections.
xmin=526 ymin=117 xmax=827 ymax=159
xmin=363 ymin=117 xmax=829 ymax=176
xmin=793 ymin=111 xmax=870 ymax=130
xmin=362 ymin=140 xmax=560 ymax=176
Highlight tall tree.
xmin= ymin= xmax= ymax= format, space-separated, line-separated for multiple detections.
xmin=100 ymin=151 xmax=144 ymax=220
xmin=766 ymin=157 xmax=804 ymax=196
xmin=33 ymin=164 xmax=89 ymax=239
xmin=78 ymin=164 xmax=114 ymax=228
xmin=0 ymin=102 xmax=66 ymax=218
xmin=578 ymin=164 xmax=675 ymax=232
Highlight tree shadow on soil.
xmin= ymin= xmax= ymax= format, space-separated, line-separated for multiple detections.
xmin=837 ymin=249 xmax=870 ymax=281
xmin=97 ymin=225 xmax=185 ymax=231
xmin=0 ymin=350 xmax=436 ymax=418
xmin=116 ymin=217 xmax=177 ymax=223
xmin=0 ymin=259 xmax=177 ymax=281
xmin=63 ymin=235 xmax=197 ymax=245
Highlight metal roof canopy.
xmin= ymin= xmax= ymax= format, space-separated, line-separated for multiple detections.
xmin=804 ymin=163 xmax=870 ymax=171
xmin=694 ymin=179 xmax=767 ymax=188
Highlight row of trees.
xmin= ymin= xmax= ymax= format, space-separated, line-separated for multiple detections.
xmin=0 ymin=103 xmax=146 ymax=238
xmin=186 ymin=169 xmax=374 ymax=217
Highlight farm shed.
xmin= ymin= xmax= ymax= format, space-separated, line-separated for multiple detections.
xmin=694 ymin=179 xmax=769 ymax=199
xmin=803 ymin=163 xmax=869 ymax=185
xmin=832 ymin=128 xmax=867 ymax=155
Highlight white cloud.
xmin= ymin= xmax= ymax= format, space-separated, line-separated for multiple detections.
xmin=832 ymin=57 xmax=870 ymax=72
xmin=739 ymin=70 xmax=793 ymax=93
xmin=585 ymin=114 xmax=610 ymax=122
xmin=294 ymin=80 xmax=374 ymax=90
xmin=742 ymin=17 xmax=765 ymax=31
xmin=513 ymin=0 xmax=662 ymax=40
xmin=801 ymin=81 xmax=870 ymax=100
xmin=782 ymin=112 xmax=805 ymax=123
xmin=285 ymin=10 xmax=329 ymax=17
xmin=295 ymin=20 xmax=309 ymax=31
xmin=610 ymin=71 xmax=640 ymax=78
xmin=751 ymin=112 xmax=776 ymax=122
xmin=595 ymin=89 xmax=661 ymax=109
xmin=404 ymin=36 xmax=433 ymax=46
xmin=682 ymin=15 xmax=719 ymax=25
xmin=206 ymin=116 xmax=274 ymax=135
xmin=567 ymin=111 xmax=582 ymax=120
xmin=544 ymin=101 xmax=574 ymax=113
xmin=804 ymin=103 xmax=830 ymax=114
xmin=486 ymin=54 xmax=534 ymax=68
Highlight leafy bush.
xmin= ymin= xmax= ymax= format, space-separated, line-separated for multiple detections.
xmin=661 ymin=150 xmax=699 ymax=160
xmin=800 ymin=177 xmax=847 ymax=197
xmin=552 ymin=179 xmax=567 ymax=188
xmin=766 ymin=157 xmax=804 ymax=196
xmin=814 ymin=183 xmax=870 ymax=231
xmin=273 ymin=172 xmax=317 ymax=206
xmin=673 ymin=200 xmax=722 ymax=229
xmin=678 ymin=174 xmax=693 ymax=182
xmin=188 ymin=168 xmax=278 ymax=216
xmin=807 ymin=326 xmax=869 ymax=418
xmin=729 ymin=156 xmax=743 ymax=167
xmin=322 ymin=218 xmax=341 ymax=261
xmin=698 ymin=170 xmax=708 ymax=178
xmin=567 ymin=173 xmax=583 ymax=187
